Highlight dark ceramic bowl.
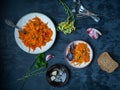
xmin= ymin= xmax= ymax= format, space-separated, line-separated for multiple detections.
xmin=46 ymin=64 xmax=70 ymax=87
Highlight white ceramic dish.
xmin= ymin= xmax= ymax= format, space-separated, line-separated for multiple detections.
xmin=14 ymin=12 xmax=56 ymax=54
xmin=65 ymin=40 xmax=93 ymax=68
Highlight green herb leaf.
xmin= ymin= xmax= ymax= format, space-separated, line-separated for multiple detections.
xmin=35 ymin=53 xmax=47 ymax=69
xmin=35 ymin=63 xmax=41 ymax=69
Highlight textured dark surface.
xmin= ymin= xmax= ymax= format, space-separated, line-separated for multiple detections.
xmin=0 ymin=0 xmax=120 ymax=90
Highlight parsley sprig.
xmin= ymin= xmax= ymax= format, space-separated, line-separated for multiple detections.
xmin=17 ymin=53 xmax=47 ymax=81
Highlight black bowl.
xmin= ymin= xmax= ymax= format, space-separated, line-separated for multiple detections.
xmin=46 ymin=64 xmax=70 ymax=87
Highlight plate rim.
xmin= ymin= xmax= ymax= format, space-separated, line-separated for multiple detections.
xmin=14 ymin=12 xmax=56 ymax=54
xmin=64 ymin=40 xmax=93 ymax=69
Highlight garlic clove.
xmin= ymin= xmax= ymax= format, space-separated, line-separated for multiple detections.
xmin=46 ymin=54 xmax=54 ymax=61
xmin=86 ymin=28 xmax=102 ymax=39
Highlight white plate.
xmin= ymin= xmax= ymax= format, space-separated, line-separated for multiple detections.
xmin=65 ymin=40 xmax=93 ymax=68
xmin=14 ymin=12 xmax=56 ymax=54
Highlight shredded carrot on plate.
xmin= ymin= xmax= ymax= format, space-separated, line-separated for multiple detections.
xmin=71 ymin=43 xmax=90 ymax=66
xmin=19 ymin=16 xmax=53 ymax=52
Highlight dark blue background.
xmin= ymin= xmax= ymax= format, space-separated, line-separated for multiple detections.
xmin=0 ymin=0 xmax=120 ymax=90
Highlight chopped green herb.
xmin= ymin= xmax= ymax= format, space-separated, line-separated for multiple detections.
xmin=57 ymin=0 xmax=75 ymax=34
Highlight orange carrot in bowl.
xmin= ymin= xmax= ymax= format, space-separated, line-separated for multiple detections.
xmin=19 ymin=16 xmax=53 ymax=52
xmin=71 ymin=43 xmax=90 ymax=65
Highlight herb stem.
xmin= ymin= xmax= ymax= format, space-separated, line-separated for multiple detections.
xmin=18 ymin=59 xmax=36 ymax=90
xmin=25 ymin=59 xmax=36 ymax=76
xmin=17 ymin=67 xmax=44 ymax=81
xmin=59 ymin=0 xmax=74 ymax=19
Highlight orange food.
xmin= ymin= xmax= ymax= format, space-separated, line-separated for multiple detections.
xmin=19 ymin=16 xmax=53 ymax=51
xmin=71 ymin=43 xmax=90 ymax=65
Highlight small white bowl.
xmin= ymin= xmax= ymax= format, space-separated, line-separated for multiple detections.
xmin=64 ymin=40 xmax=93 ymax=68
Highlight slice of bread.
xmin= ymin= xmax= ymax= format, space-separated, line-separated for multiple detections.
xmin=97 ymin=52 xmax=119 ymax=73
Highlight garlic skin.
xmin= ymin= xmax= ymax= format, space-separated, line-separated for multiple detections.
xmin=86 ymin=28 xmax=102 ymax=39
xmin=45 ymin=54 xmax=54 ymax=61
